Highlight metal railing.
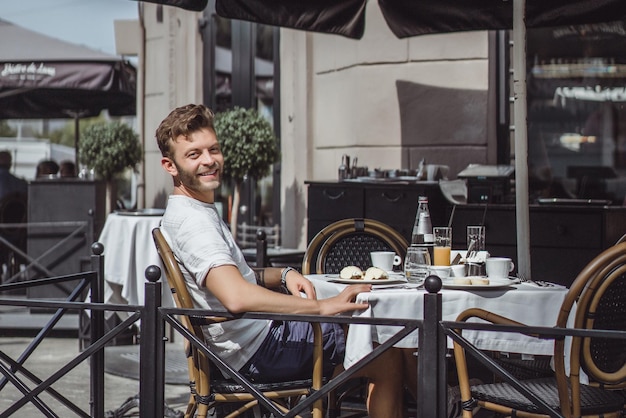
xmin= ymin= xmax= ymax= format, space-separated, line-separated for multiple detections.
xmin=1 ymin=245 xmax=625 ymax=418
xmin=0 ymin=220 xmax=92 ymax=285
xmin=0 ymin=243 xmax=141 ymax=418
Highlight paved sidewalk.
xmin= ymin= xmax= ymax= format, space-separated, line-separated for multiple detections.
xmin=0 ymin=336 xmax=189 ymax=417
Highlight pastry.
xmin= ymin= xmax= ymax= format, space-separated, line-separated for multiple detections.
xmin=340 ymin=266 xmax=364 ymax=280
xmin=470 ymin=277 xmax=490 ymax=285
xmin=453 ymin=277 xmax=472 ymax=285
xmin=364 ymin=267 xmax=389 ymax=280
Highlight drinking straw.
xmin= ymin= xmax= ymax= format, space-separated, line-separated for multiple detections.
xmin=481 ymin=203 xmax=488 ymax=227
xmin=448 ymin=205 xmax=456 ymax=228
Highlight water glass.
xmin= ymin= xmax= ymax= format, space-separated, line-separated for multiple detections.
xmin=466 ymin=225 xmax=485 ymax=252
xmin=404 ymin=246 xmax=431 ymax=284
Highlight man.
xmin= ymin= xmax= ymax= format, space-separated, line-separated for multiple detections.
xmin=156 ymin=104 xmax=415 ymax=418
xmin=0 ymin=151 xmax=27 ymax=201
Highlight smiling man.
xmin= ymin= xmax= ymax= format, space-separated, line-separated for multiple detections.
xmin=156 ymin=104 xmax=415 ymax=418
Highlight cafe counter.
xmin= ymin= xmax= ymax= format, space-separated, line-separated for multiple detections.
xmin=306 ymin=181 xmax=626 ymax=287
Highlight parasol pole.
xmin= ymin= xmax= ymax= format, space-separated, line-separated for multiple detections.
xmin=65 ymin=110 xmax=89 ymax=171
xmin=513 ymin=0 xmax=532 ymax=278
xmin=74 ymin=114 xmax=80 ymax=170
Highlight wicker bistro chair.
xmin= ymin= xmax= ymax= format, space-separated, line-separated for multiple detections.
xmin=301 ymin=218 xmax=410 ymax=418
xmin=152 ymin=228 xmax=324 ymax=418
xmin=302 ymin=218 xmax=409 ymax=275
xmin=452 ymin=241 xmax=626 ymax=418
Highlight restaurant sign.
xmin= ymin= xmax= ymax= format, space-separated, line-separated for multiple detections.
xmin=1 ymin=62 xmax=57 ymax=84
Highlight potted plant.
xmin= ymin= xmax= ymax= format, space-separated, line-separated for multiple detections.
xmin=79 ymin=121 xmax=142 ymax=213
xmin=214 ymin=106 xmax=279 ymax=239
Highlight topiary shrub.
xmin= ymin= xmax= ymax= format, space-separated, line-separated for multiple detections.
xmin=214 ymin=107 xmax=278 ymax=237
xmin=79 ymin=121 xmax=142 ymax=212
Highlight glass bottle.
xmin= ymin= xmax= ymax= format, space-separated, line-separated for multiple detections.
xmin=411 ymin=196 xmax=434 ymax=247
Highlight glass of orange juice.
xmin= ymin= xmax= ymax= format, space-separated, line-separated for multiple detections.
xmin=433 ymin=227 xmax=452 ymax=266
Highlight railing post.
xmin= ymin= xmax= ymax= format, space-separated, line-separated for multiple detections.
xmin=90 ymin=242 xmax=105 ymax=418
xmin=256 ymin=229 xmax=268 ymax=267
xmin=419 ymin=275 xmax=446 ymax=418
xmin=140 ymin=265 xmax=165 ymax=418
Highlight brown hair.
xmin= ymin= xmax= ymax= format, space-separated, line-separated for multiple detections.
xmin=155 ymin=104 xmax=215 ymax=158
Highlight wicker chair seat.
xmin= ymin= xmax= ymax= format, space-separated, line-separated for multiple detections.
xmin=492 ymin=356 xmax=555 ymax=381
xmin=471 ymin=377 xmax=625 ymax=415
xmin=210 ymin=377 xmax=315 ymax=394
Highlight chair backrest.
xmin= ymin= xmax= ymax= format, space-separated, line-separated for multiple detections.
xmin=237 ymin=222 xmax=280 ymax=249
xmin=553 ymin=242 xmax=626 ymax=395
xmin=152 ymin=227 xmax=196 ymax=310
xmin=302 ymin=218 xmax=409 ymax=274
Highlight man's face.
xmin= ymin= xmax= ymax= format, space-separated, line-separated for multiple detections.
xmin=162 ymin=128 xmax=224 ymax=201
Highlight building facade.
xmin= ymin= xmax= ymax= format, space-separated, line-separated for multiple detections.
xmin=137 ymin=2 xmax=498 ymax=248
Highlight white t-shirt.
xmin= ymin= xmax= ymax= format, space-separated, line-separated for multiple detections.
xmin=160 ymin=195 xmax=270 ymax=372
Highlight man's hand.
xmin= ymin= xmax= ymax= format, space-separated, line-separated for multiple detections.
xmin=318 ymin=284 xmax=371 ymax=316
xmin=284 ymin=271 xmax=317 ymax=299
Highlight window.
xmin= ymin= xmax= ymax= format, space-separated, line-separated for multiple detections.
xmin=525 ymin=21 xmax=626 ymax=204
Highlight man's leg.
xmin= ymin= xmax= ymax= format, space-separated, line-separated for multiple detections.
xmin=402 ymin=348 xmax=418 ymax=400
xmin=356 ymin=347 xmax=405 ymax=418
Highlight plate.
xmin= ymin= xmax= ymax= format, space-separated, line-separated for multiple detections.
xmin=326 ymin=273 xmax=407 ymax=285
xmin=116 ymin=208 xmax=165 ymax=216
xmin=441 ymin=277 xmax=519 ymax=290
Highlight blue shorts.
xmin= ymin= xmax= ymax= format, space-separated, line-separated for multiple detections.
xmin=239 ymin=320 xmax=346 ymax=383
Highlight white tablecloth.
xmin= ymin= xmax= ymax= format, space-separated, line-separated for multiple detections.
xmin=98 ymin=212 xmax=173 ymax=307
xmin=308 ymin=275 xmax=569 ymax=369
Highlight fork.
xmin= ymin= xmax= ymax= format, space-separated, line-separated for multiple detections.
xmin=517 ymin=272 xmax=550 ymax=287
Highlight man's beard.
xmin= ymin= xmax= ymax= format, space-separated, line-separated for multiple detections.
xmin=174 ymin=161 xmax=221 ymax=193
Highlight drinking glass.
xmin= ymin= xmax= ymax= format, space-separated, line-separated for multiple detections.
xmin=466 ymin=226 xmax=485 ymax=252
xmin=404 ymin=246 xmax=431 ymax=284
xmin=433 ymin=227 xmax=452 ymax=266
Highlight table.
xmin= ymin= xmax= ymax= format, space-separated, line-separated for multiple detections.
xmin=241 ymin=247 xmax=305 ymax=268
xmin=307 ymin=275 xmax=569 ymax=369
xmin=97 ymin=211 xmax=173 ymax=307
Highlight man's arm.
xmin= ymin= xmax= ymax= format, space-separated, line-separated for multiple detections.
xmin=204 ymin=264 xmax=369 ymax=316
xmin=252 ymin=267 xmax=283 ymax=288
xmin=253 ymin=267 xmax=316 ymax=299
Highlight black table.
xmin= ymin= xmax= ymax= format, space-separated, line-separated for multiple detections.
xmin=241 ymin=247 xmax=305 ymax=269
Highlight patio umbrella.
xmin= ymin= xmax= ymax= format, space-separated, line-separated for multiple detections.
xmin=214 ymin=0 xmax=626 ymax=40
xmin=0 ymin=19 xmax=136 ymax=166
xmin=214 ymin=0 xmax=626 ymax=279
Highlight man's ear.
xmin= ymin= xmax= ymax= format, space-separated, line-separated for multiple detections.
xmin=161 ymin=157 xmax=178 ymax=177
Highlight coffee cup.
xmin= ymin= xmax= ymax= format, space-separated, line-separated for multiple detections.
xmin=370 ymin=251 xmax=402 ymax=271
xmin=485 ymin=257 xmax=515 ymax=278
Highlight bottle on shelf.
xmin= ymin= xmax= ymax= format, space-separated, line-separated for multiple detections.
xmin=411 ymin=196 xmax=434 ymax=247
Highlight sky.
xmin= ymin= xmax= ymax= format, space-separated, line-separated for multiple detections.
xmin=1 ymin=0 xmax=139 ymax=56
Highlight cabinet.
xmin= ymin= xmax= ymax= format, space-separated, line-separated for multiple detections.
xmin=306 ymin=182 xmax=626 ymax=287
xmin=306 ymin=181 xmax=451 ymax=243
xmin=27 ymin=179 xmax=106 ymax=299
xmin=449 ymin=204 xmax=626 ymax=286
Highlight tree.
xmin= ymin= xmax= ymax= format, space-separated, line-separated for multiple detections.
xmin=214 ymin=107 xmax=279 ymax=238
xmin=79 ymin=122 xmax=142 ymax=213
